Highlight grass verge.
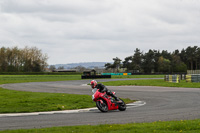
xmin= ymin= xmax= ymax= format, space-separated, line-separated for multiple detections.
xmin=1 ymin=119 xmax=200 ymax=133
xmin=0 ymin=87 xmax=134 ymax=113
xmin=0 ymin=75 xmax=81 ymax=84
xmin=102 ymin=79 xmax=200 ymax=88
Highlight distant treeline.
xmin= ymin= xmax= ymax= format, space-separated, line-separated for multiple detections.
xmin=105 ymin=46 xmax=200 ymax=73
xmin=0 ymin=46 xmax=48 ymax=72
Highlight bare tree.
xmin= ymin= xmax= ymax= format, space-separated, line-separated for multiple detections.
xmin=0 ymin=46 xmax=48 ymax=72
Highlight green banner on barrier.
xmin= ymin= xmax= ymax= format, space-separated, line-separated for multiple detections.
xmin=102 ymin=73 xmax=131 ymax=76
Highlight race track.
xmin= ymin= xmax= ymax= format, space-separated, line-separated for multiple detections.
xmin=1 ymin=79 xmax=200 ymax=130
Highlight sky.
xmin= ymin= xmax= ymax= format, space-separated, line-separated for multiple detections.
xmin=0 ymin=0 xmax=200 ymax=65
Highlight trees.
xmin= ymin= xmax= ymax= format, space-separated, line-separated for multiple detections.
xmin=122 ymin=56 xmax=133 ymax=72
xmin=0 ymin=46 xmax=48 ymax=72
xmin=105 ymin=57 xmax=122 ymax=72
xmin=107 ymin=46 xmax=200 ymax=73
xmin=113 ymin=57 xmax=122 ymax=72
xmin=197 ymin=48 xmax=200 ymax=70
xmin=105 ymin=63 xmax=112 ymax=70
xmin=49 ymin=65 xmax=56 ymax=71
xmin=171 ymin=51 xmax=187 ymax=72
xmin=185 ymin=46 xmax=198 ymax=70
xmin=142 ymin=49 xmax=156 ymax=73
xmin=22 ymin=46 xmax=48 ymax=72
xmin=0 ymin=47 xmax=8 ymax=72
xmin=180 ymin=46 xmax=200 ymax=70
xmin=73 ymin=66 xmax=86 ymax=72
xmin=158 ymin=56 xmax=171 ymax=73
xmin=122 ymin=48 xmax=143 ymax=73
xmin=132 ymin=48 xmax=143 ymax=72
xmin=58 ymin=66 xmax=64 ymax=69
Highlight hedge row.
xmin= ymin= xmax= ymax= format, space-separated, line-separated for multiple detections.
xmin=0 ymin=72 xmax=82 ymax=75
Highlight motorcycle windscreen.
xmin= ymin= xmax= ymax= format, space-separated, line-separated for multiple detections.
xmin=92 ymin=88 xmax=97 ymax=94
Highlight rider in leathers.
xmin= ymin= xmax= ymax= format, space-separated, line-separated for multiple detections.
xmin=90 ymin=80 xmax=120 ymax=101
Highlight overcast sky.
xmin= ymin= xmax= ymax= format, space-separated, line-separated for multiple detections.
xmin=0 ymin=0 xmax=200 ymax=65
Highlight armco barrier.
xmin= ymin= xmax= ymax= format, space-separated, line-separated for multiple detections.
xmin=164 ymin=75 xmax=180 ymax=83
xmin=186 ymin=74 xmax=200 ymax=82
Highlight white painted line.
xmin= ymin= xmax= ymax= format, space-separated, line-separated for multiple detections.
xmin=38 ymin=112 xmax=55 ymax=115
xmin=127 ymin=101 xmax=146 ymax=108
xmin=127 ymin=101 xmax=146 ymax=106
xmin=81 ymin=84 xmax=88 ymax=86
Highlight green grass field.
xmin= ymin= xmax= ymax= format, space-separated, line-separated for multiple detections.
xmin=1 ymin=119 xmax=200 ymax=133
xmin=0 ymin=87 xmax=95 ymax=113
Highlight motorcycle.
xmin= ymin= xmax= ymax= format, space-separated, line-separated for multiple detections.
xmin=92 ymin=88 xmax=126 ymax=112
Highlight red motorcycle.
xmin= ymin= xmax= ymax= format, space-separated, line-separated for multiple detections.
xmin=92 ymin=88 xmax=126 ymax=112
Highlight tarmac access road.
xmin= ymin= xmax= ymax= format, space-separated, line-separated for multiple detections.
xmin=1 ymin=78 xmax=200 ymax=130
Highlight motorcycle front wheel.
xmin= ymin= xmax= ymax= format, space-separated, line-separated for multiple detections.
xmin=96 ymin=99 xmax=108 ymax=112
xmin=118 ymin=98 xmax=126 ymax=111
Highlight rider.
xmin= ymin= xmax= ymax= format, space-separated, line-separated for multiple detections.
xmin=90 ymin=80 xmax=120 ymax=101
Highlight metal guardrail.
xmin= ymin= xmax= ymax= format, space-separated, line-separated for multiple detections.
xmin=164 ymin=75 xmax=180 ymax=83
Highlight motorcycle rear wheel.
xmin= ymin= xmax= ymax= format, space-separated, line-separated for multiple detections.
xmin=96 ymin=99 xmax=108 ymax=112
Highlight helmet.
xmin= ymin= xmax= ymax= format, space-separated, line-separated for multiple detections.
xmin=90 ymin=80 xmax=97 ymax=89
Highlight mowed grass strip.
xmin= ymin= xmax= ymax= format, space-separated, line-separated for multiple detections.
xmin=0 ymin=75 xmax=81 ymax=84
xmin=1 ymin=119 xmax=200 ymax=133
xmin=102 ymin=79 xmax=200 ymax=88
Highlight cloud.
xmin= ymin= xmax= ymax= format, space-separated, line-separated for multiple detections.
xmin=0 ymin=0 xmax=200 ymax=64
xmin=1 ymin=0 xmax=112 ymax=15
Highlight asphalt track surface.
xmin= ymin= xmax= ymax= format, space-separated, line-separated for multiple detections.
xmin=1 ymin=78 xmax=200 ymax=130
